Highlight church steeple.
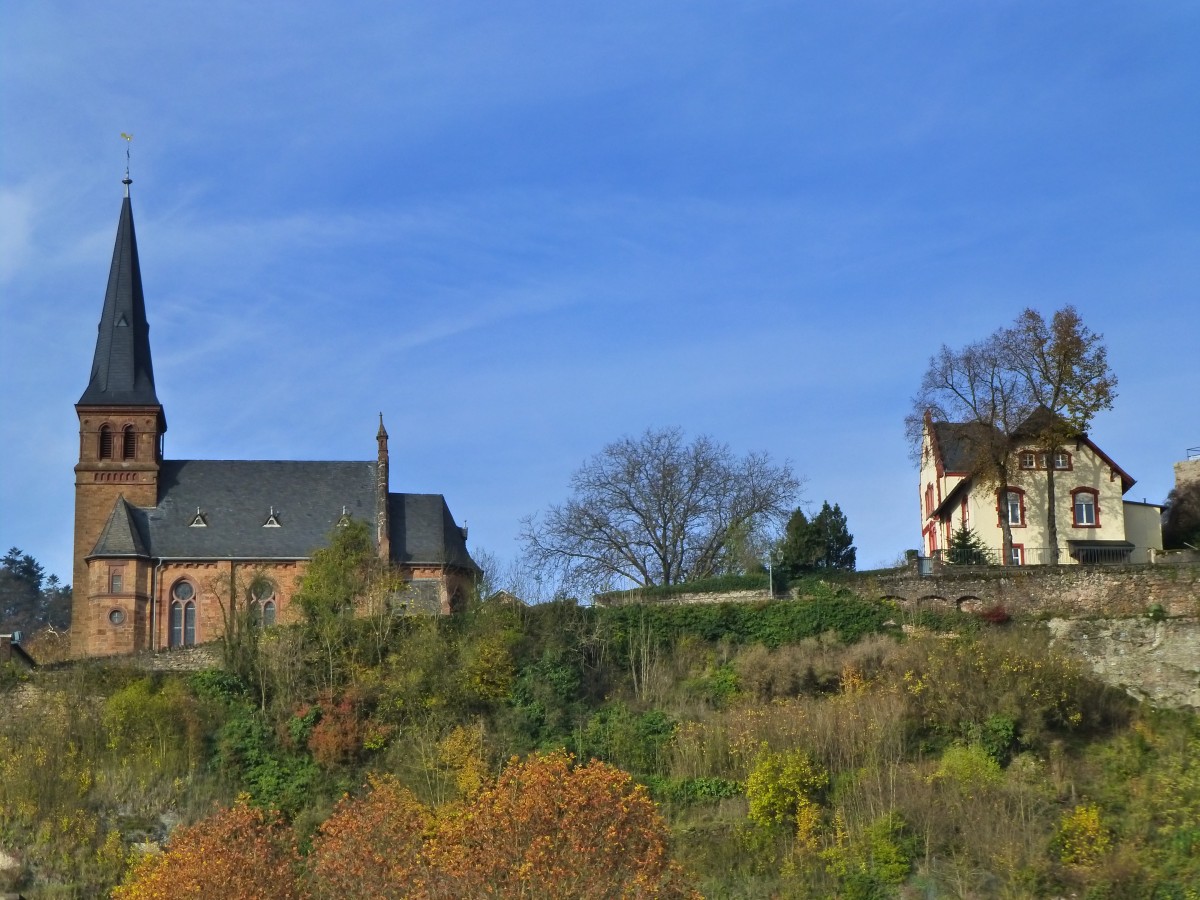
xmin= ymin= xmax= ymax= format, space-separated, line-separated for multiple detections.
xmin=72 ymin=178 xmax=166 ymax=658
xmin=78 ymin=179 xmax=160 ymax=407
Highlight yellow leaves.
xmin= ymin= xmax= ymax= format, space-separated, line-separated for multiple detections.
xmin=746 ymin=748 xmax=828 ymax=830
xmin=839 ymin=663 xmax=868 ymax=696
xmin=437 ymin=722 xmax=488 ymax=799
xmin=902 ymin=669 xmax=926 ymax=696
xmin=1058 ymin=803 xmax=1111 ymax=869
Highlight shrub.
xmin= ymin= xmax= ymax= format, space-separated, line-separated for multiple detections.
xmin=746 ymin=748 xmax=828 ymax=848
xmin=307 ymin=774 xmax=430 ymax=898
xmin=645 ymin=776 xmax=743 ymax=805
xmin=428 ymin=750 xmax=699 ymax=899
xmin=978 ymin=604 xmax=1011 ymax=625
xmin=583 ymin=703 xmax=676 ymax=776
xmin=113 ymin=800 xmax=300 ymax=900
xmin=1058 ymin=803 xmax=1111 ymax=869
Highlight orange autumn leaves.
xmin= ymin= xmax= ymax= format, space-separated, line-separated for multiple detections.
xmin=114 ymin=751 xmax=698 ymax=900
xmin=111 ymin=801 xmax=299 ymax=900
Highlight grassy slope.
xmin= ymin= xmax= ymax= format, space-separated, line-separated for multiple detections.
xmin=2 ymin=586 xmax=1199 ymax=898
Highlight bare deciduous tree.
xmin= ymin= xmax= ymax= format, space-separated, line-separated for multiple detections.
xmin=1006 ymin=306 xmax=1117 ymax=560
xmin=522 ymin=427 xmax=801 ymax=592
xmin=906 ymin=332 xmax=1030 ymax=563
xmin=908 ymin=306 xmax=1117 ymax=565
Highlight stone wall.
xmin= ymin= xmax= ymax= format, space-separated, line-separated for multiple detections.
xmin=598 ymin=588 xmax=771 ymax=607
xmin=855 ymin=563 xmax=1200 ymax=619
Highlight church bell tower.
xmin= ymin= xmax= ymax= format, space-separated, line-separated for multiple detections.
xmin=72 ymin=176 xmax=165 ymax=656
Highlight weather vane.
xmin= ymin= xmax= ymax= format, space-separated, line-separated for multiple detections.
xmin=120 ymin=132 xmax=133 ymax=191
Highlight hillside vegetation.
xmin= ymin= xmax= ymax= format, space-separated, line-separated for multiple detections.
xmin=3 ymin=580 xmax=1200 ymax=898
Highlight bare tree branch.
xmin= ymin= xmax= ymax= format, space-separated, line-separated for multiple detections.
xmin=521 ymin=427 xmax=802 ymax=593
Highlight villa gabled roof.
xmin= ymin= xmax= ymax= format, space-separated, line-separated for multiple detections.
xmin=930 ymin=421 xmax=1003 ymax=474
xmin=926 ymin=407 xmax=1137 ymax=515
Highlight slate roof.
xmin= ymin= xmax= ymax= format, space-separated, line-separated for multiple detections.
xmin=88 ymin=459 xmax=476 ymax=570
xmin=91 ymin=495 xmax=150 ymax=558
xmin=931 ymin=421 xmax=1001 ymax=473
xmin=929 ymin=410 xmax=1136 ymax=497
xmin=79 ymin=188 xmax=161 ymax=408
xmin=389 ymin=493 xmax=477 ymax=570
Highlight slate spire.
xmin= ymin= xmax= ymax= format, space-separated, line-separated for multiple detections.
xmin=78 ymin=179 xmax=160 ymax=406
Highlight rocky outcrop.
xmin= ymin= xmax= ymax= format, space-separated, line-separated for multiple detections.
xmin=1047 ymin=616 xmax=1200 ymax=709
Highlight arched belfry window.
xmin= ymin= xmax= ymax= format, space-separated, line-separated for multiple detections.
xmin=169 ymin=581 xmax=197 ymax=648
xmin=99 ymin=425 xmax=114 ymax=459
xmin=122 ymin=425 xmax=136 ymax=460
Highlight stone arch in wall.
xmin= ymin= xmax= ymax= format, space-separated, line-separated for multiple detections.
xmin=917 ymin=595 xmax=952 ymax=607
xmin=955 ymin=596 xmax=983 ymax=613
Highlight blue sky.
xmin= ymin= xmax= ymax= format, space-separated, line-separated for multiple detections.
xmin=2 ymin=2 xmax=1197 ymax=587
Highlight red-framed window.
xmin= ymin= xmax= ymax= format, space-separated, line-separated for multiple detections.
xmin=1000 ymin=488 xmax=1026 ymax=527
xmin=1009 ymin=544 xmax=1025 ymax=566
xmin=1072 ymin=487 xmax=1100 ymax=527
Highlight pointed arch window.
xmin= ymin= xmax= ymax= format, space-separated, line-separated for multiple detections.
xmin=250 ymin=580 xmax=277 ymax=628
xmin=169 ymin=581 xmax=197 ymax=648
xmin=122 ymin=425 xmax=136 ymax=460
xmin=99 ymin=425 xmax=114 ymax=459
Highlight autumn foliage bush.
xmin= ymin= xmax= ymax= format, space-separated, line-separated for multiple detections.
xmin=112 ymin=800 xmax=299 ymax=900
xmin=117 ymin=752 xmax=698 ymax=899
xmin=429 ymin=750 xmax=697 ymax=899
xmin=308 ymin=773 xmax=431 ymax=899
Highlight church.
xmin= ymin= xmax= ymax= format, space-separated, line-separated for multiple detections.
xmin=71 ymin=177 xmax=478 ymax=658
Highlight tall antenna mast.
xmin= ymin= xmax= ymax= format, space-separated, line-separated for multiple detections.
xmin=120 ymin=132 xmax=133 ymax=195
